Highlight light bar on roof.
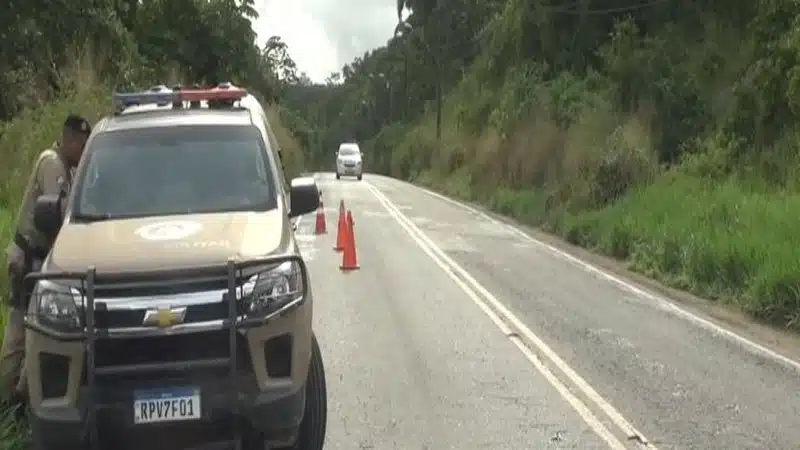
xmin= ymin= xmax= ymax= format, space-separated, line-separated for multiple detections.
xmin=113 ymin=86 xmax=248 ymax=110
xmin=113 ymin=91 xmax=178 ymax=109
xmin=180 ymin=88 xmax=247 ymax=102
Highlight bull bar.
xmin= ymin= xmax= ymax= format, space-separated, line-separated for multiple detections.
xmin=23 ymin=255 xmax=309 ymax=450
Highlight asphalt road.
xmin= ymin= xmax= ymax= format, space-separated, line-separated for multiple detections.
xmin=297 ymin=173 xmax=800 ymax=450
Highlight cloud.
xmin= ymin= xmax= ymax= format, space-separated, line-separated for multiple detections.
xmin=252 ymin=0 xmax=398 ymax=83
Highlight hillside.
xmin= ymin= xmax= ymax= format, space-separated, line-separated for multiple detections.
xmin=281 ymin=0 xmax=800 ymax=332
xmin=0 ymin=1 xmax=306 ymax=446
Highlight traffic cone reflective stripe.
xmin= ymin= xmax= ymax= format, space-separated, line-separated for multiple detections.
xmin=340 ymin=210 xmax=359 ymax=271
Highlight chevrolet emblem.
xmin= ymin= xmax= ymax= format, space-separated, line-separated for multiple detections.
xmin=143 ymin=306 xmax=187 ymax=328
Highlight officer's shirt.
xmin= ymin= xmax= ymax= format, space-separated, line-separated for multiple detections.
xmin=11 ymin=145 xmax=71 ymax=254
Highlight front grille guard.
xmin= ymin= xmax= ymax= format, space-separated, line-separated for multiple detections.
xmin=23 ymin=255 xmax=306 ymax=450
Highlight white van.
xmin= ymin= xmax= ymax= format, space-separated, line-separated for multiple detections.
xmin=335 ymin=142 xmax=363 ymax=180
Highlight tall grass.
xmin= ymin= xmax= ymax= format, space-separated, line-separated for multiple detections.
xmin=266 ymin=106 xmax=306 ymax=179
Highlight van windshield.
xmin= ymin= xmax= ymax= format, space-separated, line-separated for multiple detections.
xmin=339 ymin=146 xmax=359 ymax=156
xmin=73 ymin=125 xmax=277 ymax=220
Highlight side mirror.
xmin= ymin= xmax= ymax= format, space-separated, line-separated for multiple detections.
xmin=288 ymin=177 xmax=320 ymax=218
xmin=33 ymin=194 xmax=63 ymax=240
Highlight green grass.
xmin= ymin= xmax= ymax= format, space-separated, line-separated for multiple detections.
xmin=557 ymin=173 xmax=800 ymax=328
xmin=0 ymin=405 xmax=27 ymax=450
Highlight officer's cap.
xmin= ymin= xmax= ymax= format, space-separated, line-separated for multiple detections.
xmin=64 ymin=114 xmax=91 ymax=136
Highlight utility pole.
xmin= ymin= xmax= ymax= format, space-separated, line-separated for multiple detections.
xmin=403 ymin=48 xmax=408 ymax=121
xmin=387 ymin=80 xmax=393 ymax=123
xmin=424 ymin=0 xmax=444 ymax=141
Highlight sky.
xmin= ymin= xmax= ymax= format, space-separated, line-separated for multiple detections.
xmin=252 ymin=0 xmax=400 ymax=83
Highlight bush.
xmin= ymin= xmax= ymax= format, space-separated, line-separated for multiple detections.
xmin=266 ymin=105 xmax=306 ymax=179
xmin=556 ymin=173 xmax=800 ymax=329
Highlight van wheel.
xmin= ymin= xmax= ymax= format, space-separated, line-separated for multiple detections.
xmin=291 ymin=334 xmax=327 ymax=449
xmin=356 ymin=174 xmax=362 ymax=181
xmin=335 ymin=173 xmax=340 ymax=180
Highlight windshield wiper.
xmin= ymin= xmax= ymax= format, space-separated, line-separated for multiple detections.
xmin=72 ymin=212 xmax=114 ymax=222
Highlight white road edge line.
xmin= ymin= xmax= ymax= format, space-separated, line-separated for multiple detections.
xmin=408 ymin=180 xmax=800 ymax=374
xmin=365 ymin=181 xmax=652 ymax=450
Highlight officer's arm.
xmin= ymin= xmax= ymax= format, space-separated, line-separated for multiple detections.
xmin=36 ymin=154 xmax=67 ymax=196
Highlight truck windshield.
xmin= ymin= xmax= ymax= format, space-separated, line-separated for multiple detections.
xmin=73 ymin=125 xmax=276 ymax=220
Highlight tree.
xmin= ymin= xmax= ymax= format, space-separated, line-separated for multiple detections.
xmin=263 ymin=36 xmax=299 ymax=85
xmin=0 ymin=0 xmax=293 ymax=120
xmin=325 ymin=73 xmax=342 ymax=86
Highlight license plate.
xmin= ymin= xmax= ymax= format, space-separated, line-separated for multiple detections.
xmin=133 ymin=387 xmax=201 ymax=424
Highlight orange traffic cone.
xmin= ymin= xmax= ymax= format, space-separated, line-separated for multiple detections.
xmin=334 ymin=203 xmax=347 ymax=251
xmin=314 ymin=201 xmax=326 ymax=234
xmin=340 ymin=211 xmax=359 ymax=271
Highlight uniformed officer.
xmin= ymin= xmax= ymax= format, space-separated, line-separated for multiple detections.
xmin=0 ymin=114 xmax=91 ymax=411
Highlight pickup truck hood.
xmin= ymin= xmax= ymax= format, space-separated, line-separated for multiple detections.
xmin=49 ymin=210 xmax=286 ymax=273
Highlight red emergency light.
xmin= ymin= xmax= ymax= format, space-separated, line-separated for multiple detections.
xmin=180 ymin=87 xmax=247 ymax=102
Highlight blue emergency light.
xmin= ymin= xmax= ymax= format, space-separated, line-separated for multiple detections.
xmin=113 ymin=85 xmax=248 ymax=111
xmin=113 ymin=91 xmax=178 ymax=109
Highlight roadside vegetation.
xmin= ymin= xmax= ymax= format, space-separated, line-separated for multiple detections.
xmin=281 ymin=0 xmax=800 ymax=332
xmin=0 ymin=1 xmax=305 ymax=447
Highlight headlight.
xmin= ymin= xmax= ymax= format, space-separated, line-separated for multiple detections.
xmin=239 ymin=261 xmax=305 ymax=319
xmin=31 ymin=280 xmax=83 ymax=332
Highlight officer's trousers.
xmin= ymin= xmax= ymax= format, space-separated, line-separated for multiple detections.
xmin=0 ymin=305 xmax=26 ymax=397
xmin=1 ymin=244 xmax=30 ymax=399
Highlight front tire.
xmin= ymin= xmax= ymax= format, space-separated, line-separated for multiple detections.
xmin=335 ymin=173 xmax=340 ymax=180
xmin=291 ymin=335 xmax=327 ymax=449
xmin=249 ymin=335 xmax=327 ymax=450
